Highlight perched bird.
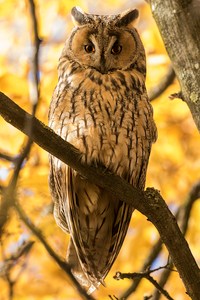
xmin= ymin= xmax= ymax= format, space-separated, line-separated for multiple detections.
xmin=48 ymin=6 xmax=157 ymax=294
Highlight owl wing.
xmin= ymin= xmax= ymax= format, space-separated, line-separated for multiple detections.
xmin=49 ymin=155 xmax=69 ymax=233
xmin=65 ymin=165 xmax=133 ymax=291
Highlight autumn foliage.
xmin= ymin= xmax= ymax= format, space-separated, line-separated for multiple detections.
xmin=0 ymin=1 xmax=199 ymax=299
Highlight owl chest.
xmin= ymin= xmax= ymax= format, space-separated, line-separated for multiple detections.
xmin=51 ymin=81 xmax=149 ymax=182
xmin=61 ymin=87 xmax=140 ymax=169
xmin=67 ymin=87 xmax=132 ymax=140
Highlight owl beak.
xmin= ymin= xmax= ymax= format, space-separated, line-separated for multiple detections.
xmin=98 ymin=64 xmax=107 ymax=74
xmin=98 ymin=53 xmax=107 ymax=74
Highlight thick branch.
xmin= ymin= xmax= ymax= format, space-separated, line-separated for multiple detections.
xmin=0 ymin=92 xmax=200 ymax=299
xmin=149 ymin=0 xmax=200 ymax=131
xmin=152 ymin=181 xmax=200 ymax=300
xmin=121 ymin=181 xmax=200 ymax=299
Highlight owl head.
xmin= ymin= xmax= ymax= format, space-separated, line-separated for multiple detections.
xmin=62 ymin=7 xmax=146 ymax=75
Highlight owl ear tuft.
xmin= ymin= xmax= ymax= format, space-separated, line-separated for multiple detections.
xmin=116 ymin=9 xmax=139 ymax=28
xmin=71 ymin=6 xmax=88 ymax=26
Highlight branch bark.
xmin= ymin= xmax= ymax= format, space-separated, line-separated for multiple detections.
xmin=121 ymin=181 xmax=200 ymax=299
xmin=0 ymin=92 xmax=200 ymax=299
xmin=149 ymin=0 xmax=200 ymax=131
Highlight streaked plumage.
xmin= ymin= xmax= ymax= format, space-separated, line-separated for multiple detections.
xmin=49 ymin=6 xmax=157 ymax=293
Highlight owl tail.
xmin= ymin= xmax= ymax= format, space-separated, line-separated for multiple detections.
xmin=65 ymin=167 xmax=133 ymax=293
xmin=67 ymin=238 xmax=101 ymax=294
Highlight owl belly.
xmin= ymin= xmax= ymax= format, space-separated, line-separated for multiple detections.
xmin=65 ymin=104 xmax=138 ymax=184
xmin=53 ymin=75 xmax=146 ymax=186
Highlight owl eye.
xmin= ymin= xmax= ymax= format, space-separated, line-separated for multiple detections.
xmin=84 ymin=44 xmax=95 ymax=53
xmin=111 ymin=42 xmax=122 ymax=55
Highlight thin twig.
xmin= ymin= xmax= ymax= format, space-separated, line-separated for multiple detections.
xmin=14 ymin=201 xmax=95 ymax=300
xmin=109 ymin=295 xmax=119 ymax=300
xmin=152 ymin=259 xmax=173 ymax=300
xmin=0 ymin=238 xmax=34 ymax=300
xmin=28 ymin=0 xmax=41 ymax=110
xmin=0 ymin=239 xmax=14 ymax=300
xmin=178 ymin=181 xmax=200 ymax=235
xmin=0 ymin=2 xmax=41 ymax=298
xmin=146 ymin=275 xmax=173 ymax=300
xmin=114 ymin=268 xmax=174 ymax=300
xmin=149 ymin=66 xmax=176 ymax=101
xmin=120 ymin=238 xmax=163 ymax=298
xmin=0 ymin=151 xmax=15 ymax=162
xmin=0 ymin=0 xmax=41 ymax=234
xmin=0 ymin=241 xmax=34 ymax=277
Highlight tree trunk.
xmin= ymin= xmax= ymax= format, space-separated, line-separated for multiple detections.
xmin=149 ymin=0 xmax=200 ymax=131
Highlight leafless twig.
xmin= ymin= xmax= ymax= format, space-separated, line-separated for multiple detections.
xmin=114 ymin=266 xmax=174 ymax=300
xmin=0 ymin=239 xmax=34 ymax=300
xmin=14 ymin=201 xmax=95 ymax=300
xmin=0 ymin=151 xmax=15 ymax=162
xmin=0 ymin=0 xmax=41 ymax=234
xmin=149 ymin=66 xmax=176 ymax=101
xmin=120 ymin=238 xmax=163 ymax=298
xmin=28 ymin=0 xmax=41 ymax=110
xmin=0 ymin=2 xmax=41 ymax=299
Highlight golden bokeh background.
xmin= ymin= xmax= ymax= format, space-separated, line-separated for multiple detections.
xmin=0 ymin=0 xmax=199 ymax=299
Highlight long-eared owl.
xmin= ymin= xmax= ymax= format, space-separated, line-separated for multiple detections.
xmin=49 ymin=6 xmax=157 ymax=294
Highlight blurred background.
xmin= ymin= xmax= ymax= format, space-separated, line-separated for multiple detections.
xmin=0 ymin=0 xmax=200 ymax=299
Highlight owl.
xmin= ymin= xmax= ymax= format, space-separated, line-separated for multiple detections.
xmin=49 ymin=6 xmax=157 ymax=294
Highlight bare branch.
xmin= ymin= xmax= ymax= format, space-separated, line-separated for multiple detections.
xmin=149 ymin=66 xmax=176 ymax=101
xmin=14 ymin=201 xmax=95 ymax=300
xmin=0 ymin=239 xmax=34 ymax=300
xmin=28 ymin=0 xmax=41 ymax=110
xmin=0 ymin=151 xmax=15 ymax=162
xmin=152 ymin=181 xmax=200 ymax=300
xmin=120 ymin=238 xmax=163 ymax=298
xmin=114 ymin=268 xmax=174 ymax=300
xmin=178 ymin=180 xmax=200 ymax=235
xmin=120 ymin=181 xmax=200 ymax=299
xmin=0 ymin=93 xmax=200 ymax=299
xmin=0 ymin=0 xmax=41 ymax=234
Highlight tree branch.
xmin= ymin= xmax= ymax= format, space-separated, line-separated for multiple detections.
xmin=149 ymin=66 xmax=176 ymax=101
xmin=0 ymin=239 xmax=34 ymax=300
xmin=14 ymin=201 xmax=95 ymax=300
xmin=0 ymin=150 xmax=15 ymax=162
xmin=0 ymin=0 xmax=41 ymax=235
xmin=114 ymin=267 xmax=174 ymax=300
xmin=152 ymin=180 xmax=200 ymax=300
xmin=120 ymin=238 xmax=163 ymax=298
xmin=28 ymin=0 xmax=41 ymax=109
xmin=120 ymin=181 xmax=200 ymax=299
xmin=0 ymin=93 xmax=200 ymax=298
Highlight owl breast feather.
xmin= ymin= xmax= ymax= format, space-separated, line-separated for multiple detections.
xmin=52 ymin=67 xmax=155 ymax=186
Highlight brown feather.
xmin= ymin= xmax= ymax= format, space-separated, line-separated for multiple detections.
xmin=49 ymin=7 xmax=157 ymax=293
